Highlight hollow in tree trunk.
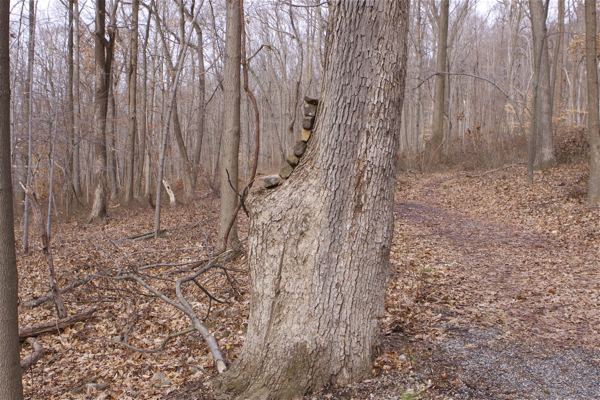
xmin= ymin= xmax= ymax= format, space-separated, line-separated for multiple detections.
xmin=216 ymin=1 xmax=409 ymax=398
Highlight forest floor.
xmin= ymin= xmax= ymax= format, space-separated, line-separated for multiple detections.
xmin=17 ymin=161 xmax=599 ymax=400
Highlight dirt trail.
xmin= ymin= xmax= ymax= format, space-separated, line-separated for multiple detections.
xmin=392 ymin=175 xmax=600 ymax=399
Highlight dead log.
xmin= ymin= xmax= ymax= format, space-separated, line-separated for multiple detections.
xmin=21 ymin=337 xmax=46 ymax=375
xmin=19 ymin=306 xmax=98 ymax=340
xmin=19 ymin=183 xmax=67 ymax=319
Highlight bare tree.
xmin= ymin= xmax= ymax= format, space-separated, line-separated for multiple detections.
xmin=106 ymin=71 xmax=119 ymax=201
xmin=428 ymin=0 xmax=449 ymax=164
xmin=585 ymin=0 xmax=600 ymax=205
xmin=0 ymin=0 xmax=25 ymax=396
xmin=527 ymin=0 xmax=555 ymax=183
xmin=216 ymin=0 xmax=409 ymax=397
xmin=22 ymin=0 xmax=36 ymax=253
xmin=88 ymin=0 xmax=117 ymax=222
xmin=124 ymin=0 xmax=139 ymax=204
xmin=217 ymin=0 xmax=242 ymax=248
xmin=72 ymin=0 xmax=83 ymax=197
xmin=135 ymin=0 xmax=154 ymax=199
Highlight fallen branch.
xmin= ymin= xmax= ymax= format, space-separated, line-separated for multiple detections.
xmin=21 ymin=276 xmax=93 ymax=308
xmin=115 ymin=229 xmax=167 ymax=243
xmin=21 ymin=337 xmax=46 ymax=375
xmin=465 ymin=162 xmax=525 ymax=178
xmin=106 ymin=264 xmax=227 ymax=373
xmin=19 ymin=306 xmax=98 ymax=339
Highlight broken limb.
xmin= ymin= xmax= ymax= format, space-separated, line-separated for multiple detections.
xmin=19 ymin=306 xmax=98 ymax=339
xmin=21 ymin=337 xmax=45 ymax=375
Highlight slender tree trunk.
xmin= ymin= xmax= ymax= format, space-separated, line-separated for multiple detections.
xmin=192 ymin=23 xmax=206 ymax=187
xmin=125 ymin=0 xmax=139 ymax=204
xmin=216 ymin=1 xmax=409 ymax=397
xmin=415 ymin=0 xmax=423 ymax=153
xmin=585 ymin=0 xmax=600 ymax=205
xmin=152 ymin=3 xmax=195 ymax=202
xmin=0 ymin=2 xmax=24 ymax=396
xmin=171 ymin=97 xmax=195 ymax=200
xmin=106 ymin=77 xmax=118 ymax=202
xmin=66 ymin=0 xmax=75 ymax=216
xmin=429 ymin=0 xmax=449 ymax=165
xmin=73 ymin=0 xmax=82 ymax=197
xmin=23 ymin=0 xmax=36 ymax=253
xmin=551 ymin=0 xmax=565 ymax=117
xmin=218 ymin=0 xmax=242 ymax=248
xmin=136 ymin=0 xmax=153 ymax=199
xmin=154 ymin=0 xmax=200 ymax=237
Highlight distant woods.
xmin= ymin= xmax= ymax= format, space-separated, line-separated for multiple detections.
xmin=5 ymin=0 xmax=600 ymax=215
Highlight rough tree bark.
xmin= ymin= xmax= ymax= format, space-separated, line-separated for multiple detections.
xmin=0 ymin=1 xmax=25 ymax=396
xmin=428 ymin=0 xmax=449 ymax=165
xmin=585 ymin=0 xmax=600 ymax=205
xmin=216 ymin=1 xmax=409 ymax=398
xmin=217 ymin=0 xmax=242 ymax=248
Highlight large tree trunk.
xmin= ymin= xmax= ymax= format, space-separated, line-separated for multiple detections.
xmin=585 ymin=0 xmax=600 ymax=205
xmin=88 ymin=0 xmax=115 ymax=222
xmin=217 ymin=1 xmax=408 ymax=398
xmin=125 ymin=0 xmax=139 ymax=204
xmin=217 ymin=0 xmax=242 ymax=248
xmin=428 ymin=0 xmax=449 ymax=165
xmin=528 ymin=0 xmax=556 ymax=175
xmin=0 ymin=1 xmax=25 ymax=396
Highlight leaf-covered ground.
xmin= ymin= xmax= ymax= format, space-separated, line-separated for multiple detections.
xmin=16 ymin=162 xmax=599 ymax=399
